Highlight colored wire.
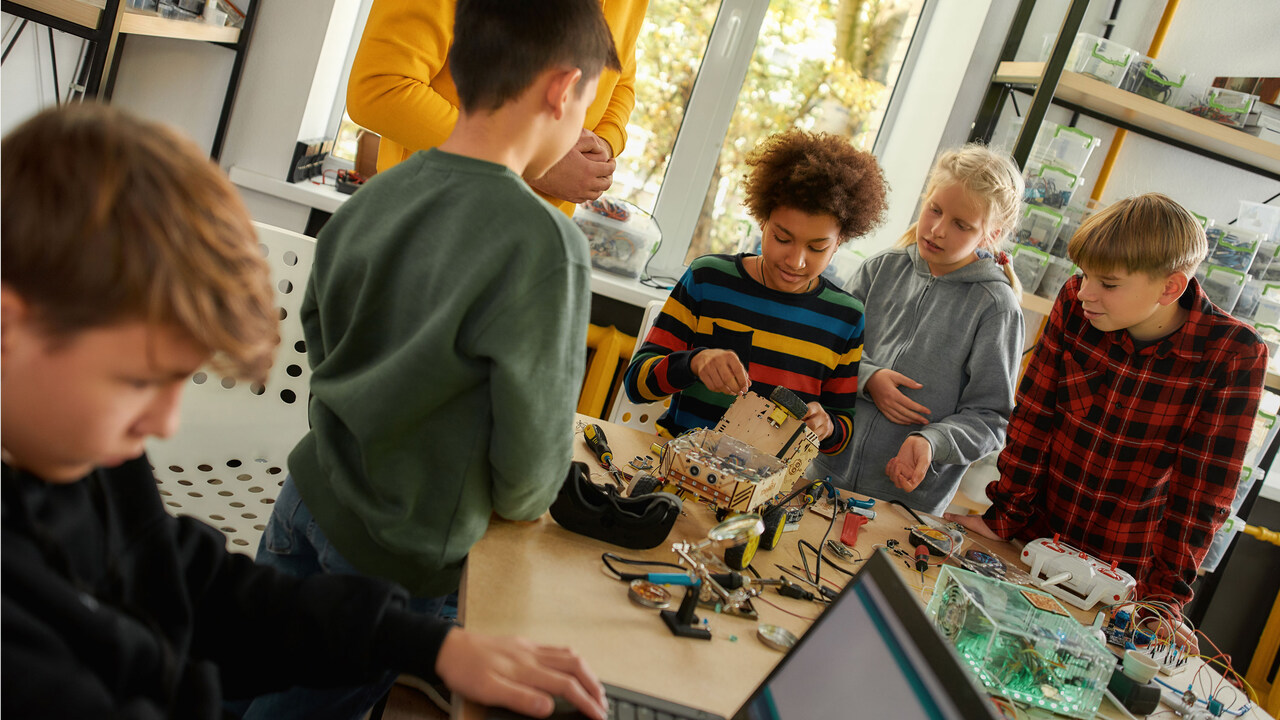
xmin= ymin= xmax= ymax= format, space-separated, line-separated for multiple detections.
xmin=751 ymin=594 xmax=819 ymax=622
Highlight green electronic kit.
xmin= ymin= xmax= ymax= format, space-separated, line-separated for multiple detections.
xmin=926 ymin=565 xmax=1114 ymax=719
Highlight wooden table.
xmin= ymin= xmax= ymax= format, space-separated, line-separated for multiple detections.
xmin=446 ymin=415 xmax=1271 ymax=720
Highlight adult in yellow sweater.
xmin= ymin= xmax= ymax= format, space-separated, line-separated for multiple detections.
xmin=348 ymin=0 xmax=648 ymax=215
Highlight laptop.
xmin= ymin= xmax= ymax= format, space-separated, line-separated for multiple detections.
xmin=486 ymin=549 xmax=999 ymax=719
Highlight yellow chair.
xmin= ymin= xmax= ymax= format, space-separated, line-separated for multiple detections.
xmin=1244 ymin=523 xmax=1280 ymax=716
xmin=578 ymin=324 xmax=637 ymax=419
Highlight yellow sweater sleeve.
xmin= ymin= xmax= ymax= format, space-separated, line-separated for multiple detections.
xmin=347 ymin=0 xmax=459 ymax=172
xmin=347 ymin=0 xmax=650 ymax=212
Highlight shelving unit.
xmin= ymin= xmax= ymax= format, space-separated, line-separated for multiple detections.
xmin=1 ymin=0 xmax=257 ymax=159
xmin=993 ymin=62 xmax=1280 ymax=180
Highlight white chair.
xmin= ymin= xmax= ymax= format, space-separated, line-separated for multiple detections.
xmin=148 ymin=222 xmax=316 ymax=555
xmin=607 ymin=299 xmax=672 ymax=434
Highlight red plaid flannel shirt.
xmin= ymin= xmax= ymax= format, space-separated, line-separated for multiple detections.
xmin=983 ymin=275 xmax=1266 ymax=608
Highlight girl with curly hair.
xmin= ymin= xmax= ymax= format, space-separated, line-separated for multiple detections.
xmin=622 ymin=129 xmax=887 ymax=455
xmin=810 ymin=143 xmax=1026 ymax=515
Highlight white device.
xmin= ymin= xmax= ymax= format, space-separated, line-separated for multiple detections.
xmin=1020 ymin=536 xmax=1136 ymax=610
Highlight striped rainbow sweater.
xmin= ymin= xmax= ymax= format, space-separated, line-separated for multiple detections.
xmin=623 ymin=253 xmax=862 ymax=454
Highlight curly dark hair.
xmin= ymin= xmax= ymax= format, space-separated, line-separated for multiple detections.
xmin=741 ymin=129 xmax=889 ymax=242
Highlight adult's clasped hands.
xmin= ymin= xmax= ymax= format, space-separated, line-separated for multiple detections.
xmin=526 ymin=128 xmax=615 ymax=204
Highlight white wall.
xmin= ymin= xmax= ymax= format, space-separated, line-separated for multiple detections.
xmin=0 ymin=13 xmax=93 ymax=135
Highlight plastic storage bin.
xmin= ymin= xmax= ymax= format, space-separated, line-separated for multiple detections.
xmin=1065 ymin=32 xmax=1135 ymax=87
xmin=1010 ymin=244 xmax=1050 ymax=292
xmin=1024 ymin=165 xmax=1079 ymax=211
xmin=1037 ymin=257 xmax=1077 ymax=299
xmin=1029 ymin=124 xmax=1100 ymax=176
xmin=1253 ymin=285 xmax=1280 ymax=327
xmin=1199 ymin=264 xmax=1247 ymax=314
xmin=1207 ymin=226 xmax=1265 ymax=272
xmin=1017 ymin=204 xmax=1065 ymax=253
xmin=1119 ymin=55 xmax=1189 ymax=107
xmin=1238 ymin=200 xmax=1280 ymax=241
xmin=1235 ymin=278 xmax=1265 ymax=320
xmin=1183 ymin=86 xmax=1258 ymax=129
xmin=574 ymin=196 xmax=660 ymax=279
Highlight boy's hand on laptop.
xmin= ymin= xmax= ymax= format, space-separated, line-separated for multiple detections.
xmin=527 ymin=128 xmax=616 ymax=204
xmin=885 ymin=435 xmax=931 ymax=491
xmin=436 ymin=629 xmax=608 ymax=720
xmin=865 ymin=370 xmax=931 ymax=425
xmin=801 ymin=402 xmax=833 ymax=441
xmin=942 ymin=512 xmax=1002 ymax=541
xmin=691 ymin=348 xmax=750 ymax=396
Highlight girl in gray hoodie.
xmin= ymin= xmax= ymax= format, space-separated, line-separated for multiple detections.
xmin=811 ymin=145 xmax=1026 ymax=515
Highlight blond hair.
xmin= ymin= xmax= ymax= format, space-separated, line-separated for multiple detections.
xmin=897 ymin=144 xmax=1025 ymax=293
xmin=1067 ymin=193 xmax=1206 ymax=277
xmin=1 ymin=104 xmax=277 ymax=381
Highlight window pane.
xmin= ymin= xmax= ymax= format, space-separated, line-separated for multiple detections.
xmin=609 ymin=0 xmax=724 ymax=214
xmin=685 ymin=0 xmax=925 ymax=265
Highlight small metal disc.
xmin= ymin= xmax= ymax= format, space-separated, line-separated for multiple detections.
xmin=757 ymin=623 xmax=797 ymax=652
xmin=628 ymin=579 xmax=671 ymax=609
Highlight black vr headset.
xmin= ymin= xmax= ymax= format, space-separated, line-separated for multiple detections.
xmin=549 ymin=461 xmax=681 ymax=549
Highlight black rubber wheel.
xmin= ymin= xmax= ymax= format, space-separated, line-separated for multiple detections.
xmin=758 ymin=507 xmax=787 ymax=551
xmin=714 ymin=507 xmax=731 ymax=523
xmin=629 ymin=473 xmax=661 ymax=497
xmin=723 ymin=534 xmax=760 ymax=571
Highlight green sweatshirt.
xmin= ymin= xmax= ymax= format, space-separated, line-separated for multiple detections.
xmin=290 ymin=149 xmax=591 ymax=597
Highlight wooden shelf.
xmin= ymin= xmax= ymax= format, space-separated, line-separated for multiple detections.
xmin=121 ymin=9 xmax=238 ymax=43
xmin=995 ymin=62 xmax=1280 ymax=178
xmin=5 ymin=0 xmax=103 ymax=29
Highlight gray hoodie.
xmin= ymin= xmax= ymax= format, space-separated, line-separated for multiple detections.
xmin=810 ymin=244 xmax=1024 ymax=515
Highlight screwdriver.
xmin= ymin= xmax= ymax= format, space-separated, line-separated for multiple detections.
xmin=583 ymin=424 xmax=626 ymax=490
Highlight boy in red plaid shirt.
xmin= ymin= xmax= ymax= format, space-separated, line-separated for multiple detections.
xmin=948 ymin=194 xmax=1267 ymax=625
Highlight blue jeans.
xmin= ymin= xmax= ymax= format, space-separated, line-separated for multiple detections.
xmin=238 ymin=476 xmax=452 ymax=720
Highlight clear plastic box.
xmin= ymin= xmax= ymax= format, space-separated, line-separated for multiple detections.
xmin=574 ymin=196 xmax=661 ymax=279
xmin=1238 ymin=200 xmax=1280 ymax=241
xmin=1183 ymin=86 xmax=1258 ymax=129
xmin=1235 ymin=278 xmax=1265 ymax=321
xmin=1017 ymin=204 xmax=1065 ymax=253
xmin=1037 ymin=257 xmax=1077 ymax=299
xmin=1011 ymin=244 xmax=1051 ymax=292
xmin=1029 ymin=124 xmax=1101 ymax=176
xmin=1119 ymin=55 xmax=1190 ymax=107
xmin=1065 ymin=32 xmax=1135 ymax=87
xmin=1254 ymin=285 xmax=1280 ymax=327
xmin=1200 ymin=264 xmax=1247 ymax=314
xmin=926 ymin=565 xmax=1113 ymax=719
xmin=1024 ymin=164 xmax=1080 ymax=211
xmin=1250 ymin=240 xmax=1278 ymax=281
xmin=1207 ymin=226 xmax=1265 ymax=273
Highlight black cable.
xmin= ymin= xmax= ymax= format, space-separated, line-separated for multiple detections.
xmin=2 ymin=19 xmax=28 ymax=64
xmin=796 ymin=505 xmax=840 ymax=595
xmin=600 ymin=552 xmax=683 ymax=581
xmin=48 ymin=27 xmax=59 ymax=106
xmin=891 ymin=498 xmax=926 ymax=525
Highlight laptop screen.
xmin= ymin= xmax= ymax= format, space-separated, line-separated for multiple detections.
xmin=733 ymin=550 xmax=997 ymax=720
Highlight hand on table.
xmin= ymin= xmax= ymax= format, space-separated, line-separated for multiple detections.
xmin=942 ymin=512 xmax=1003 ymax=541
xmin=885 ymin=435 xmax=932 ymax=492
xmin=435 ymin=628 xmax=608 ymax=720
xmin=526 ymin=128 xmax=615 ymax=204
xmin=690 ymin=348 xmax=749 ymax=396
xmin=865 ymin=369 xmax=931 ymax=425
xmin=802 ymin=402 xmax=833 ymax=441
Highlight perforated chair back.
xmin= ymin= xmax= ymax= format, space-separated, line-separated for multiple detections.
xmin=607 ymin=299 xmax=671 ymax=434
xmin=148 ymin=222 xmax=315 ymax=555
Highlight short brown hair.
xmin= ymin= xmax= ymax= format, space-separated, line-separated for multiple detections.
xmin=451 ymin=0 xmax=622 ymax=113
xmin=1 ymin=104 xmax=277 ymax=381
xmin=742 ymin=129 xmax=888 ymax=243
xmin=1068 ymin=193 xmax=1207 ymax=277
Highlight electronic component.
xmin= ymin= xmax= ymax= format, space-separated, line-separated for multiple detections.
xmin=1107 ymin=664 xmax=1161 ymax=716
xmin=1021 ymin=536 xmax=1136 ymax=610
xmin=926 ymin=565 xmax=1114 ymax=719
